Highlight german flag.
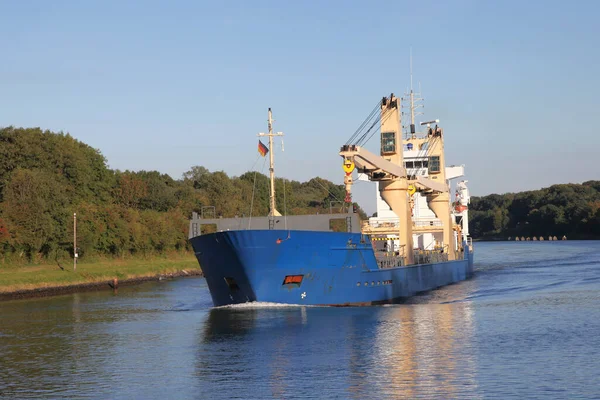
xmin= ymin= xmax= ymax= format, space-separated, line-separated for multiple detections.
xmin=258 ymin=140 xmax=269 ymax=157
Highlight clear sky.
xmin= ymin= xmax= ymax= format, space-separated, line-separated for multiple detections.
xmin=1 ymin=0 xmax=599 ymax=215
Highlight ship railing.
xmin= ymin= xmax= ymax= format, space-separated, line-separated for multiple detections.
xmin=363 ymin=218 xmax=400 ymax=229
xmin=376 ymin=254 xmax=405 ymax=269
xmin=413 ymin=219 xmax=443 ymax=227
xmin=362 ymin=218 xmax=442 ymax=230
xmin=329 ymin=201 xmax=348 ymax=214
xmin=413 ymin=248 xmax=449 ymax=264
xmin=375 ymin=243 xmax=406 ymax=269
xmin=201 ymin=206 xmax=216 ymax=219
xmin=376 ymin=246 xmax=469 ymax=267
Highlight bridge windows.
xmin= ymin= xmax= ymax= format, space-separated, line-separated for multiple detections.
xmin=428 ymin=156 xmax=441 ymax=174
xmin=404 ymin=160 xmax=429 ymax=170
xmin=381 ymin=132 xmax=396 ymax=154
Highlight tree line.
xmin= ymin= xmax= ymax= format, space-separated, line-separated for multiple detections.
xmin=0 ymin=127 xmax=364 ymax=263
xmin=5 ymin=126 xmax=594 ymax=263
xmin=469 ymin=181 xmax=600 ymax=240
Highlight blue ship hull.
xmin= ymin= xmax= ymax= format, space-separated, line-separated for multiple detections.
xmin=190 ymin=230 xmax=474 ymax=307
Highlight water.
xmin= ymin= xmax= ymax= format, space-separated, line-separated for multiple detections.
xmin=1 ymin=241 xmax=599 ymax=399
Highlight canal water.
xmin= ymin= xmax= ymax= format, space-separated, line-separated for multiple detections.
xmin=1 ymin=241 xmax=599 ymax=399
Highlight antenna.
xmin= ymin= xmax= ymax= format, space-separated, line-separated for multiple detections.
xmin=410 ymin=48 xmax=415 ymax=128
xmin=410 ymin=47 xmax=413 ymax=95
xmin=420 ymin=119 xmax=440 ymax=127
xmin=401 ymin=48 xmax=424 ymax=137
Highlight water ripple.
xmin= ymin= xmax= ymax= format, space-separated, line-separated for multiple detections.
xmin=1 ymin=241 xmax=599 ymax=399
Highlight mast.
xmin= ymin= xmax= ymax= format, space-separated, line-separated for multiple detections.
xmin=258 ymin=108 xmax=283 ymax=217
xmin=403 ymin=48 xmax=423 ymax=137
xmin=410 ymin=50 xmax=415 ymax=127
xmin=267 ymin=109 xmax=280 ymax=217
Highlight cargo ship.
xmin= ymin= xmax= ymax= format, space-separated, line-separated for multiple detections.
xmin=189 ymin=85 xmax=474 ymax=307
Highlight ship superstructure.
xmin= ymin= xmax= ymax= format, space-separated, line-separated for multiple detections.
xmin=355 ymin=79 xmax=472 ymax=263
xmin=189 ymin=81 xmax=474 ymax=307
xmin=340 ymin=92 xmax=472 ymax=268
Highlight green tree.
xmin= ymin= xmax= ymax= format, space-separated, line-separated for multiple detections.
xmin=114 ymin=172 xmax=148 ymax=209
xmin=1 ymin=169 xmax=69 ymax=260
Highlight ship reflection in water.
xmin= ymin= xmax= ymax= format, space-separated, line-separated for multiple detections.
xmin=197 ymin=286 xmax=479 ymax=399
xmin=366 ymin=301 xmax=478 ymax=399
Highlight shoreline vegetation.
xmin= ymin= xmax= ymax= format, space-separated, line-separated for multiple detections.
xmin=469 ymin=182 xmax=600 ymax=240
xmin=1 ymin=127 xmax=598 ymax=300
xmin=0 ymin=253 xmax=202 ymax=301
xmin=0 ymin=127 xmax=364 ymax=301
xmin=0 ymin=127 xmax=366 ymax=263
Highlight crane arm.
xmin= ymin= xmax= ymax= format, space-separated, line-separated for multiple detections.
xmin=339 ymin=145 xmax=448 ymax=193
xmin=411 ymin=176 xmax=448 ymax=193
xmin=339 ymin=145 xmax=405 ymax=179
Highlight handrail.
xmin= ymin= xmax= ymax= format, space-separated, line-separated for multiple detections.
xmin=363 ymin=217 xmax=442 ymax=229
xmin=201 ymin=206 xmax=216 ymax=219
xmin=329 ymin=201 xmax=347 ymax=214
xmin=414 ymin=219 xmax=443 ymax=227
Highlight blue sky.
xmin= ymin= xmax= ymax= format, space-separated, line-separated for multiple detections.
xmin=1 ymin=0 xmax=599 ymax=215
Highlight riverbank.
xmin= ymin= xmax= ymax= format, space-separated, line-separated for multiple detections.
xmin=0 ymin=255 xmax=202 ymax=301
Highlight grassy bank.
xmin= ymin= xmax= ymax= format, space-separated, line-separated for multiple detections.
xmin=0 ymin=254 xmax=201 ymax=295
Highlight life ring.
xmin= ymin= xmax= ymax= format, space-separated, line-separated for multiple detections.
xmin=454 ymin=204 xmax=468 ymax=213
